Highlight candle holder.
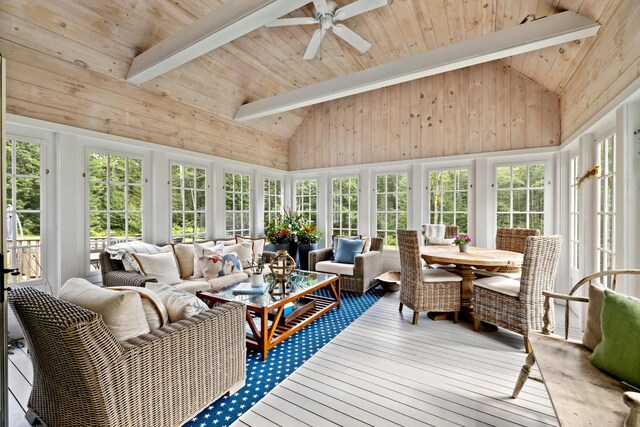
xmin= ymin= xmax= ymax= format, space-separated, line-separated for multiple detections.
xmin=269 ymin=250 xmax=296 ymax=295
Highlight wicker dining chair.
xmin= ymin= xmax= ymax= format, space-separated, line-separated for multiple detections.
xmin=473 ymin=235 xmax=562 ymax=352
xmin=397 ymin=230 xmax=462 ymax=325
xmin=475 ymin=227 xmax=541 ymax=279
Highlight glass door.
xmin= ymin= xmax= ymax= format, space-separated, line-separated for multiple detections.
xmin=1 ymin=55 xmax=10 ymax=427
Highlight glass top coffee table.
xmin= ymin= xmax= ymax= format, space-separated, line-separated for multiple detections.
xmin=197 ymin=270 xmax=340 ymax=360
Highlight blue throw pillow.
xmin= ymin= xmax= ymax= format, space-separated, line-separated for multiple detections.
xmin=334 ymin=238 xmax=366 ymax=264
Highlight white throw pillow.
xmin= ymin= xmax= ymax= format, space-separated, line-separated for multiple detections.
xmin=193 ymin=242 xmax=223 ymax=278
xmin=223 ymin=242 xmax=253 ymax=268
xmin=109 ymin=286 xmax=169 ymax=330
xmin=59 ymin=278 xmax=149 ymax=341
xmin=173 ymin=244 xmax=195 ymax=279
xmin=132 ymin=251 xmax=182 ymax=285
xmin=236 ymin=236 xmax=266 ymax=257
xmin=146 ymin=282 xmax=209 ymax=323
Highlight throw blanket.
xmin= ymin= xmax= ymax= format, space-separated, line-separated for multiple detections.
xmin=422 ymin=224 xmax=453 ymax=246
xmin=106 ymin=241 xmax=163 ymax=271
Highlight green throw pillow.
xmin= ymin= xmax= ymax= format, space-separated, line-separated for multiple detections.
xmin=589 ymin=289 xmax=640 ymax=387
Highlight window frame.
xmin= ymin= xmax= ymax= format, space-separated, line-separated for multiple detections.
xmin=224 ymin=170 xmax=252 ymax=237
xmin=569 ymin=153 xmax=581 ymax=271
xmin=426 ymin=167 xmax=470 ymax=234
xmin=294 ymin=178 xmax=319 ymax=226
xmin=374 ymin=171 xmax=409 ymax=250
xmin=595 ymin=134 xmax=616 ymax=285
xmin=169 ymin=161 xmax=208 ymax=243
xmin=5 ymin=135 xmax=46 ymax=285
xmin=85 ymin=148 xmax=145 ymax=275
xmin=330 ymin=174 xmax=360 ymax=237
xmin=262 ymin=176 xmax=283 ymax=228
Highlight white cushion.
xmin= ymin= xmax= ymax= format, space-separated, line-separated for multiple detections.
xmin=132 ymin=251 xmax=181 ymax=285
xmin=223 ymin=242 xmax=253 ymax=268
xmin=236 ymin=236 xmax=265 ymax=257
xmin=474 ymin=269 xmax=522 ymax=280
xmin=174 ymin=280 xmax=212 ymax=295
xmin=110 ymin=286 xmax=169 ymax=330
xmin=473 ymin=276 xmax=521 ymax=297
xmin=208 ymin=272 xmax=250 ymax=291
xmin=146 ymin=282 xmax=209 ymax=323
xmin=59 ymin=278 xmax=149 ymax=341
xmin=193 ymin=242 xmax=223 ymax=278
xmin=315 ymin=261 xmax=355 ymax=276
xmin=422 ymin=269 xmax=463 ymax=282
xmin=173 ymin=244 xmax=195 ymax=279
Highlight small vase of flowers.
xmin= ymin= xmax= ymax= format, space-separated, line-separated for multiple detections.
xmin=454 ymin=234 xmax=472 ymax=253
xmin=247 ymin=256 xmax=266 ymax=287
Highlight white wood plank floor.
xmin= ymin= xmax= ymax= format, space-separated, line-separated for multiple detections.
xmin=234 ymin=291 xmax=581 ymax=427
xmin=6 ymin=292 xmax=580 ymax=427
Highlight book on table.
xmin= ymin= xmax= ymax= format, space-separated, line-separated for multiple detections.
xmin=232 ymin=282 xmax=269 ymax=295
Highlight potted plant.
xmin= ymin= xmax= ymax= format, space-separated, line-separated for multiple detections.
xmin=296 ymin=224 xmax=323 ymax=270
xmin=453 ymin=234 xmax=472 ymax=253
xmin=264 ymin=207 xmax=304 ymax=259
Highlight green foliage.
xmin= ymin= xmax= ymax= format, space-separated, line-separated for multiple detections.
xmin=6 ymin=141 xmax=41 ymax=237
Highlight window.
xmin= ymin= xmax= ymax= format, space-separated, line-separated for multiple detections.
xmin=570 ymin=155 xmax=581 ymax=270
xmin=496 ymin=163 xmax=545 ymax=233
xmin=376 ymin=173 xmax=408 ymax=249
xmin=263 ymin=178 xmax=282 ymax=227
xmin=596 ymin=135 xmax=615 ymax=285
xmin=171 ymin=164 xmax=206 ymax=243
xmin=331 ymin=176 xmax=358 ymax=236
xmin=295 ymin=179 xmax=318 ymax=225
xmin=88 ymin=152 xmax=143 ymax=272
xmin=5 ymin=138 xmax=43 ymax=283
xmin=225 ymin=172 xmax=250 ymax=236
xmin=429 ymin=168 xmax=468 ymax=232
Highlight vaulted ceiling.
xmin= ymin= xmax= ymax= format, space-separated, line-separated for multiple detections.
xmin=0 ymin=0 xmax=624 ymax=169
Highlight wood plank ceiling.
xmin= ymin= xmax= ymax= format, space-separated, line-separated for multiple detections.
xmin=0 ymin=0 xmax=618 ymax=169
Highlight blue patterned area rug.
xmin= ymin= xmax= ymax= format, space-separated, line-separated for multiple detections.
xmin=185 ymin=287 xmax=386 ymax=427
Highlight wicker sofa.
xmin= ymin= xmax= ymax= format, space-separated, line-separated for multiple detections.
xmin=9 ymin=286 xmax=246 ymax=427
xmin=309 ymin=237 xmax=383 ymax=294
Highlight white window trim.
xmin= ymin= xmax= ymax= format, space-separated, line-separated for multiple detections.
xmin=329 ymin=173 xmax=361 ymax=237
xmin=169 ymin=161 xmax=209 ymax=243
xmin=5 ymin=135 xmax=47 ymax=285
xmin=84 ymin=147 xmax=146 ymax=277
xmin=262 ymin=175 xmax=283 ymax=227
xmin=595 ymin=134 xmax=616 ymax=283
xmin=425 ymin=166 xmax=471 ymax=235
xmin=373 ymin=170 xmax=410 ymax=250
xmin=293 ymin=177 xmax=319 ymax=225
xmin=223 ymin=169 xmax=252 ymax=237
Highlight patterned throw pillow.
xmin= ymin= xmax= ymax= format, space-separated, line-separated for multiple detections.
xmin=193 ymin=241 xmax=223 ymax=278
xmin=201 ymin=252 xmax=242 ymax=280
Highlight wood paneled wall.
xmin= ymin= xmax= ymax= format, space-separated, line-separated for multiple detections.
xmin=560 ymin=0 xmax=640 ymax=141
xmin=289 ymin=61 xmax=559 ymax=170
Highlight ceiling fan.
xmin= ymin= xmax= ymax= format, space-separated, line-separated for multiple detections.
xmin=265 ymin=0 xmax=388 ymax=60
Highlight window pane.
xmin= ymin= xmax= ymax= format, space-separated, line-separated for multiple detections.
xmin=128 ymin=158 xmax=142 ymax=185
xmin=110 ymin=155 xmax=126 ymax=183
xmin=496 ymin=167 xmax=510 ymax=189
xmin=512 ymin=189 xmax=527 ymax=212
xmin=529 ymin=164 xmax=544 ymax=188
xmin=16 ymin=142 xmax=40 ymax=176
xmin=110 ymin=184 xmax=125 ymax=211
xmin=128 ymin=185 xmax=142 ymax=211
xmin=128 ymin=212 xmax=143 ymax=237
xmin=89 ymin=153 xmax=107 ymax=182
xmin=512 ymin=165 xmax=527 ymax=188
xmin=497 ymin=190 xmax=510 ymax=212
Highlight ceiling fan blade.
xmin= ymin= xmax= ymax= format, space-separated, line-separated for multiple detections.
xmin=335 ymin=0 xmax=388 ymax=21
xmin=265 ymin=17 xmax=318 ymax=27
xmin=332 ymin=24 xmax=371 ymax=53
xmin=312 ymin=0 xmax=330 ymax=14
xmin=303 ymin=29 xmax=326 ymax=60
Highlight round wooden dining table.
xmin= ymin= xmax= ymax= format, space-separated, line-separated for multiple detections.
xmin=419 ymin=245 xmax=523 ymax=311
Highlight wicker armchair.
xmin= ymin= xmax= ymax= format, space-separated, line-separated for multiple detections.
xmin=9 ymin=286 xmax=246 ymax=427
xmin=309 ymin=237 xmax=383 ymax=294
xmin=473 ymin=235 xmax=562 ymax=352
xmin=100 ymin=251 xmax=157 ymax=287
xmin=397 ymin=230 xmax=462 ymax=325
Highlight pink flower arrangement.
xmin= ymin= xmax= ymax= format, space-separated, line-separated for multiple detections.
xmin=453 ymin=234 xmax=472 ymax=246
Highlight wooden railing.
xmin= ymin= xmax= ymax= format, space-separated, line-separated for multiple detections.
xmin=7 ymin=238 xmax=42 ymax=282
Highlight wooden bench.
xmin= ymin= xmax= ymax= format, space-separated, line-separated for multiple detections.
xmin=511 ymin=270 xmax=640 ymax=426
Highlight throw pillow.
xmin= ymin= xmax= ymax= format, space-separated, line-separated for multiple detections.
xmin=59 ymin=278 xmax=149 ymax=341
xmin=425 ymin=236 xmax=455 ymax=246
xmin=219 ymin=253 xmax=242 ymax=276
xmin=236 ymin=236 xmax=266 ymax=257
xmin=583 ymin=284 xmax=605 ymax=351
xmin=173 ymin=243 xmax=195 ymax=279
xmin=146 ymin=282 xmax=210 ymax=323
xmin=589 ymin=290 xmax=640 ymax=388
xmin=201 ymin=254 xmax=224 ymax=280
xmin=109 ymin=286 xmax=169 ymax=330
xmin=332 ymin=235 xmax=361 ymax=248
xmin=193 ymin=241 xmax=223 ymax=278
xmin=132 ymin=251 xmax=182 ymax=285
xmin=223 ymin=242 xmax=253 ymax=268
xmin=361 ymin=236 xmax=372 ymax=253
xmin=334 ymin=238 xmax=366 ymax=264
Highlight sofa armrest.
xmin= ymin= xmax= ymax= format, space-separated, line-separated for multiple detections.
xmin=116 ymin=302 xmax=246 ymax=425
xmin=354 ymin=250 xmax=383 ymax=285
xmin=102 ymin=270 xmax=157 ymax=288
xmin=309 ymin=248 xmax=334 ymax=271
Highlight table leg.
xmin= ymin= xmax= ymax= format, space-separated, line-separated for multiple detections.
xmin=456 ymin=264 xmax=475 ymax=310
xmin=260 ymin=307 xmax=268 ymax=361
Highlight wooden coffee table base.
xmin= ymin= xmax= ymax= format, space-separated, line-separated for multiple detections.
xmin=199 ymin=276 xmax=340 ymax=360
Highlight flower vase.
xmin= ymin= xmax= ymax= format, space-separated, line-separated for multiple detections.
xmin=297 ymin=243 xmax=317 ymax=271
xmin=250 ymin=273 xmax=264 ymax=287
xmin=459 ymin=244 xmax=469 ymax=253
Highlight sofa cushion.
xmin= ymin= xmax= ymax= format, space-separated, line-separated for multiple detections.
xmin=422 ymin=269 xmax=463 ymax=283
xmin=174 ymin=280 xmax=212 ymax=295
xmin=132 ymin=251 xmax=181 ymax=285
xmin=173 ymin=243 xmax=195 ymax=279
xmin=146 ymin=282 xmax=209 ymax=323
xmin=589 ymin=290 xmax=640 ymax=388
xmin=334 ymin=238 xmax=366 ymax=264
xmin=59 ymin=278 xmax=149 ymax=341
xmin=106 ymin=241 xmax=166 ymax=272
xmin=110 ymin=286 xmax=169 ymax=330
xmin=473 ymin=276 xmax=520 ymax=297
xmin=236 ymin=236 xmax=265 ymax=258
xmin=208 ymin=272 xmax=250 ymax=291
xmin=315 ymin=260 xmax=355 ymax=276
xmin=223 ymin=242 xmax=253 ymax=268
xmin=193 ymin=241 xmax=223 ymax=278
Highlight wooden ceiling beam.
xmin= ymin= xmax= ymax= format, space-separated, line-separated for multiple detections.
xmin=126 ymin=0 xmax=310 ymax=84
xmin=235 ymin=11 xmax=600 ymax=122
